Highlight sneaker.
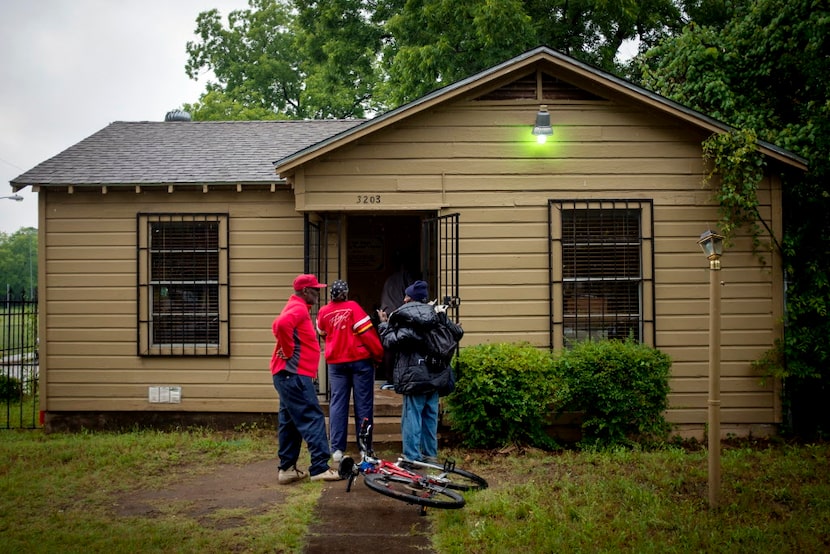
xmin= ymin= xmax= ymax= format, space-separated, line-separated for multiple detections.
xmin=332 ymin=450 xmax=344 ymax=463
xmin=278 ymin=465 xmax=307 ymax=485
xmin=310 ymin=468 xmax=344 ymax=482
xmin=380 ymin=382 xmax=395 ymax=391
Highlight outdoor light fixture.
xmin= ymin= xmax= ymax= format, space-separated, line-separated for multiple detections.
xmin=698 ymin=229 xmax=724 ymax=268
xmin=532 ymin=105 xmax=553 ymax=144
xmin=1 ymin=194 xmax=24 ymax=202
xmin=698 ymin=229 xmax=724 ymax=508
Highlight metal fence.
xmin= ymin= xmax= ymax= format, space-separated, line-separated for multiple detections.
xmin=1 ymin=289 xmax=38 ymax=429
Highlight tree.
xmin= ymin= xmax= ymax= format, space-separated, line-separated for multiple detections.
xmin=639 ymin=0 xmax=830 ymax=436
xmin=185 ymin=0 xmax=382 ymax=119
xmin=0 ymin=227 xmax=37 ymax=298
xmin=380 ymin=0 xmax=686 ymax=105
xmin=184 ymin=0 xmax=691 ymax=116
xmin=378 ymin=0 xmax=538 ymax=105
xmin=185 ymin=0 xmax=309 ymax=119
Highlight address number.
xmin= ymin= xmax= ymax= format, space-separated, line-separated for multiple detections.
xmin=357 ymin=194 xmax=382 ymax=204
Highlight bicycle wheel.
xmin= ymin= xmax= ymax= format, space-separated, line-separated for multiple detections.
xmin=398 ymin=459 xmax=488 ymax=491
xmin=363 ymin=473 xmax=465 ymax=509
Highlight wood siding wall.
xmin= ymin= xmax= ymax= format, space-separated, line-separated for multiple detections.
xmin=41 ymin=98 xmax=783 ymax=434
xmin=41 ymin=187 xmax=304 ymax=414
xmin=293 ymin=100 xmax=783 ymax=432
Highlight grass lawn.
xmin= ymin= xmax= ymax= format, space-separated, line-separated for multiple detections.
xmin=0 ymin=429 xmax=827 ymax=553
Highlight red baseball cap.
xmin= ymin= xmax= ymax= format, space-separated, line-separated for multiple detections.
xmin=293 ymin=274 xmax=327 ymax=291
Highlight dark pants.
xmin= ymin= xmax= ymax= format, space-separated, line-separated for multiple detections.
xmin=272 ymin=371 xmax=331 ymax=476
xmin=328 ymin=358 xmax=375 ymax=453
xmin=381 ymin=349 xmax=395 ymax=383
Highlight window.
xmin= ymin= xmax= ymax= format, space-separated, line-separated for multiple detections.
xmin=138 ymin=214 xmax=229 ymax=356
xmin=550 ymin=200 xmax=654 ymax=347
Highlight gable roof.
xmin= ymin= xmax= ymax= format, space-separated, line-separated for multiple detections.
xmin=273 ymin=46 xmax=807 ymax=175
xmin=11 ymin=119 xmax=363 ymax=190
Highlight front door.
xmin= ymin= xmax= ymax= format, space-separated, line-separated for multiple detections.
xmin=304 ymin=212 xmax=460 ymax=395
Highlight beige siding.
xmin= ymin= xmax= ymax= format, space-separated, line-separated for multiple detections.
xmin=292 ymin=100 xmax=783 ymax=429
xmin=42 ymin=95 xmax=784 ymax=433
xmin=41 ymin=187 xmax=303 ymax=413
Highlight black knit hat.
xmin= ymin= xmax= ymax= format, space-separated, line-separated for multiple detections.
xmin=404 ymin=280 xmax=428 ymax=302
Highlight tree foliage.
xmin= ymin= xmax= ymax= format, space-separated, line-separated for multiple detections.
xmin=181 ymin=0 xmax=830 ymax=434
xmin=0 ymin=227 xmax=37 ymax=298
xmin=184 ymin=0 xmax=688 ymax=116
xmin=639 ymin=0 xmax=830 ymax=435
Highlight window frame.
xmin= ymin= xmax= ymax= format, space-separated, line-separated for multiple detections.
xmin=137 ymin=213 xmax=230 ymax=356
xmin=549 ymin=199 xmax=655 ymax=348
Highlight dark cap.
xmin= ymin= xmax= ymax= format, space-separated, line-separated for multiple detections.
xmin=293 ymin=274 xmax=327 ymax=291
xmin=404 ymin=280 xmax=428 ymax=302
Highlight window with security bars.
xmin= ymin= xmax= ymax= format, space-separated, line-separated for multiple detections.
xmin=550 ymin=200 xmax=654 ymax=347
xmin=137 ymin=214 xmax=229 ymax=356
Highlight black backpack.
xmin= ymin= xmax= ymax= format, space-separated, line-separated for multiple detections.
xmin=424 ymin=311 xmax=463 ymax=369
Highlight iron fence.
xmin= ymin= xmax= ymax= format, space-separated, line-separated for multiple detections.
xmin=1 ymin=289 xmax=38 ymax=429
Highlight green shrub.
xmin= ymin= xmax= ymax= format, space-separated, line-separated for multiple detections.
xmin=446 ymin=342 xmax=563 ymax=450
xmin=0 ymin=375 xmax=22 ymax=401
xmin=556 ymin=339 xmax=672 ymax=448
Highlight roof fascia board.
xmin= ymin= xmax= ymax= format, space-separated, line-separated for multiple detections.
xmin=273 ymin=50 xmax=548 ymax=175
xmin=274 ymin=46 xmax=806 ymax=174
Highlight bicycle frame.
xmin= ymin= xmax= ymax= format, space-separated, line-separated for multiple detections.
xmin=338 ymin=418 xmax=485 ymax=514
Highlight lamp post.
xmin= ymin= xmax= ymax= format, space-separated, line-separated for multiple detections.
xmin=698 ymin=229 xmax=724 ymax=508
xmin=1 ymin=194 xmax=24 ymax=202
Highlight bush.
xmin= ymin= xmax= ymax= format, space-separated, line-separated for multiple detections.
xmin=556 ymin=339 xmax=672 ymax=448
xmin=0 ymin=375 xmax=22 ymax=401
xmin=445 ymin=342 xmax=562 ymax=450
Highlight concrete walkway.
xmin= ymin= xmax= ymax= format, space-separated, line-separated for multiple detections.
xmin=303 ymin=478 xmax=435 ymax=553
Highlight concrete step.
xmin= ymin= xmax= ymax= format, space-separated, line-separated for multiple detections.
xmin=320 ymin=383 xmax=449 ymax=451
xmin=320 ymin=384 xmax=404 ymax=449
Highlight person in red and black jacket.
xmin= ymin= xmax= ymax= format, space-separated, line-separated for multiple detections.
xmin=317 ymin=280 xmax=384 ymax=462
xmin=271 ymin=274 xmax=343 ymax=484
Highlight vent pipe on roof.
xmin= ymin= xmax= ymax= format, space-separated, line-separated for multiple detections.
xmin=165 ymin=109 xmax=192 ymax=122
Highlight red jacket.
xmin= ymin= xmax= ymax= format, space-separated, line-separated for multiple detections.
xmin=316 ymin=300 xmax=384 ymax=364
xmin=270 ymin=294 xmax=321 ymax=377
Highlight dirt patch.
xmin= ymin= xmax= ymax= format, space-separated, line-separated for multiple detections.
xmin=112 ymin=458 xmax=436 ymax=552
xmin=113 ymin=459 xmax=283 ymax=529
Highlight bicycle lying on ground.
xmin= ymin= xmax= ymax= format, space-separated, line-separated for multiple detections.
xmin=337 ymin=418 xmax=488 ymax=514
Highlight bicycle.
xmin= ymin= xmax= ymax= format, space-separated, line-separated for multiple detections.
xmin=337 ymin=418 xmax=488 ymax=514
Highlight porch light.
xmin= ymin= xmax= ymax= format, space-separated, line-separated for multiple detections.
xmin=1 ymin=194 xmax=23 ymax=202
xmin=532 ymin=105 xmax=553 ymax=144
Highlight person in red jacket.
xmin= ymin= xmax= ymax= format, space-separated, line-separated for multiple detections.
xmin=271 ymin=274 xmax=342 ymax=483
xmin=316 ymin=280 xmax=384 ymax=461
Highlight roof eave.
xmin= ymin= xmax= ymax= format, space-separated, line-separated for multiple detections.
xmin=273 ymin=46 xmax=808 ymax=175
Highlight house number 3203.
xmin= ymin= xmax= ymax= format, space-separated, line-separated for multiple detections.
xmin=357 ymin=194 xmax=381 ymax=204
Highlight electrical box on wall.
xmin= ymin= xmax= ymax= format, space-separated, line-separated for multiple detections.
xmin=148 ymin=386 xmax=182 ymax=403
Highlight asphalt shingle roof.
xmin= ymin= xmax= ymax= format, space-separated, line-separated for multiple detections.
xmin=10 ymin=119 xmax=364 ymax=187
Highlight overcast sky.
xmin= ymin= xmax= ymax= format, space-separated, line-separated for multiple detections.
xmin=0 ymin=0 xmax=250 ymax=234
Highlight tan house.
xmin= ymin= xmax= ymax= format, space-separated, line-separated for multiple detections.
xmin=11 ymin=47 xmax=806 ymax=437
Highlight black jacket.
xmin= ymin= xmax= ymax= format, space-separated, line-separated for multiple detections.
xmin=378 ymin=302 xmax=461 ymax=396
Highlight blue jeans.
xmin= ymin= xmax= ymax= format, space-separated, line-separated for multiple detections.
xmin=272 ymin=371 xmax=331 ymax=476
xmin=328 ymin=358 xmax=375 ymax=453
xmin=401 ymin=391 xmax=439 ymax=462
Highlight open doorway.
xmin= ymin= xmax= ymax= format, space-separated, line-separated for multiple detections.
xmin=344 ymin=214 xmax=423 ymax=320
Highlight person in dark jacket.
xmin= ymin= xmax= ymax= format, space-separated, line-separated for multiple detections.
xmin=377 ymin=280 xmax=462 ymax=462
